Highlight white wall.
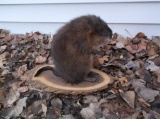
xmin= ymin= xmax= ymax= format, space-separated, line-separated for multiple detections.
xmin=0 ymin=0 xmax=160 ymax=38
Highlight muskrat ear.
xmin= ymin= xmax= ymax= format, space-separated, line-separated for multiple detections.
xmin=88 ymin=25 xmax=95 ymax=34
xmin=89 ymin=29 xmax=96 ymax=35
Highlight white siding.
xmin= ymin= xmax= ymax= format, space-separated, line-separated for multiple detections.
xmin=0 ymin=0 xmax=160 ymax=38
xmin=1 ymin=0 xmax=160 ymax=4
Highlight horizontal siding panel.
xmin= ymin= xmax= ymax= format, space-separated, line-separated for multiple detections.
xmin=0 ymin=0 xmax=160 ymax=4
xmin=0 ymin=22 xmax=159 ymax=38
xmin=0 ymin=3 xmax=160 ymax=24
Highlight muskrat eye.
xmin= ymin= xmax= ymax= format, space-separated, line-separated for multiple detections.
xmin=101 ymin=31 xmax=106 ymax=34
xmin=100 ymin=30 xmax=107 ymax=36
xmin=100 ymin=31 xmax=106 ymax=35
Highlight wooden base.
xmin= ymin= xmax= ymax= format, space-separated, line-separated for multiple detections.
xmin=28 ymin=65 xmax=111 ymax=95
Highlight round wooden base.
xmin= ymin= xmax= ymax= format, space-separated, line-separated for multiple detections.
xmin=28 ymin=65 xmax=111 ymax=95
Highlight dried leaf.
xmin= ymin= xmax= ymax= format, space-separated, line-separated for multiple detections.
xmin=89 ymin=103 xmax=102 ymax=118
xmin=51 ymin=98 xmax=62 ymax=110
xmin=138 ymin=98 xmax=150 ymax=107
xmin=0 ymin=55 xmax=6 ymax=68
xmin=0 ymin=89 xmax=7 ymax=102
xmin=81 ymin=101 xmax=102 ymax=119
xmin=125 ymin=45 xmax=137 ymax=54
xmin=125 ymin=61 xmax=140 ymax=70
xmin=103 ymin=44 xmax=112 ymax=51
xmin=13 ymin=97 xmax=27 ymax=117
xmin=0 ymin=45 xmax=7 ymax=54
xmin=136 ymin=49 xmax=148 ymax=58
xmin=34 ymin=31 xmax=41 ymax=35
xmin=125 ymin=38 xmax=147 ymax=54
xmin=80 ymin=107 xmax=96 ymax=119
xmin=123 ymin=111 xmax=141 ymax=119
xmin=145 ymin=61 xmax=160 ymax=71
xmin=83 ymin=95 xmax=100 ymax=104
xmin=0 ymin=29 xmax=9 ymax=38
xmin=135 ymin=32 xmax=146 ymax=38
xmin=155 ymin=71 xmax=160 ymax=83
xmin=119 ymin=90 xmax=135 ymax=109
xmin=132 ymin=38 xmax=141 ymax=44
xmin=35 ymin=56 xmax=47 ymax=64
xmin=17 ymin=86 xmax=29 ymax=93
xmin=116 ymin=36 xmax=128 ymax=46
xmin=131 ymin=79 xmax=146 ymax=88
xmin=136 ymin=87 xmax=159 ymax=102
xmin=146 ymin=42 xmax=159 ymax=56
xmin=152 ymin=36 xmax=160 ymax=47
xmin=27 ymin=100 xmax=46 ymax=115
xmin=135 ymin=69 xmax=152 ymax=82
xmin=42 ymin=103 xmax=47 ymax=116
xmin=116 ymin=42 xmax=125 ymax=49
xmin=3 ymin=89 xmax=20 ymax=107
xmin=46 ymin=107 xmax=61 ymax=119
xmin=98 ymin=56 xmax=109 ymax=64
xmin=152 ymin=57 xmax=160 ymax=66
xmin=119 ymin=77 xmax=128 ymax=84
xmin=12 ymin=64 xmax=27 ymax=78
xmin=0 ymin=106 xmax=15 ymax=119
xmin=59 ymin=114 xmax=75 ymax=119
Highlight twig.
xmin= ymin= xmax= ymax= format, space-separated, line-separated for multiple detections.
xmin=125 ymin=29 xmax=133 ymax=37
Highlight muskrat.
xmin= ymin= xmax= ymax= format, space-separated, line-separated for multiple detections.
xmin=51 ymin=15 xmax=112 ymax=84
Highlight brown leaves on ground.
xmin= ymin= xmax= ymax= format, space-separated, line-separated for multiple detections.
xmin=0 ymin=30 xmax=160 ymax=118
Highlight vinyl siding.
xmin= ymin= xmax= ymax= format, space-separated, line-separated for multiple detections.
xmin=0 ymin=0 xmax=160 ymax=37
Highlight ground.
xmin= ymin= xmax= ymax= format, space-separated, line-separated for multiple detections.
xmin=0 ymin=30 xmax=160 ymax=119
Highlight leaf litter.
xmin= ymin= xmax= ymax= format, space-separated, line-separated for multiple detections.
xmin=0 ymin=29 xmax=160 ymax=118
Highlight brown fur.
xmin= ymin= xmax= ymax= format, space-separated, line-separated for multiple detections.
xmin=51 ymin=15 xmax=112 ymax=84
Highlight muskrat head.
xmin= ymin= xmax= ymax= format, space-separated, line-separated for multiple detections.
xmin=87 ymin=15 xmax=112 ymax=49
